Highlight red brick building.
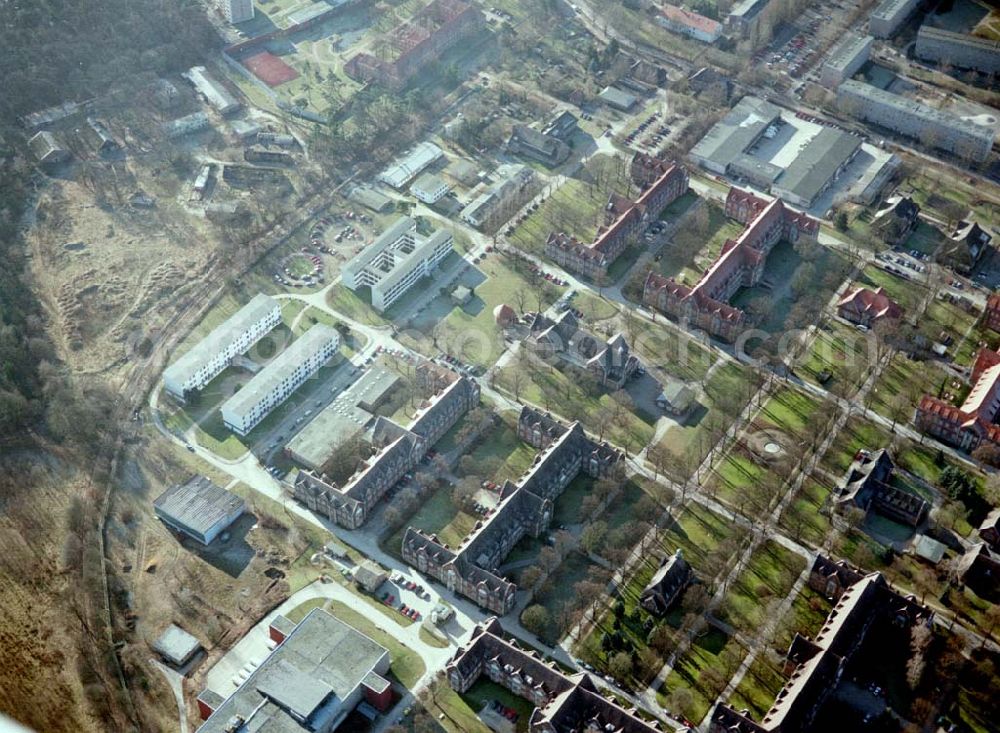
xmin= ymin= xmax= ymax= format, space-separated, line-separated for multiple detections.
xmin=836 ymin=286 xmax=903 ymax=327
xmin=344 ymin=0 xmax=483 ymax=90
xmin=916 ymin=346 xmax=1000 ymax=451
xmin=643 ymin=188 xmax=818 ymax=342
xmin=984 ymin=293 xmax=1000 ymax=333
xmin=545 ymin=154 xmax=689 ymax=281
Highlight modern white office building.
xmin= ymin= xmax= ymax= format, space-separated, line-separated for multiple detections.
xmin=221 ymin=325 xmax=339 ymax=435
xmin=219 ymin=0 xmax=254 ymax=24
xmin=341 ymin=217 xmax=454 ymax=312
xmin=410 ymin=173 xmax=451 ymax=204
xmin=163 ymin=293 xmax=281 ymax=400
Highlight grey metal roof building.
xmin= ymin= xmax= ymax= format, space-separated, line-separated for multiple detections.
xmin=689 ymin=96 xmax=782 ymax=174
xmin=198 ymin=608 xmax=391 ymax=733
xmin=771 ymin=127 xmax=862 ymax=207
xmin=183 ymin=66 xmax=241 ymax=116
xmin=820 ymin=33 xmax=873 ymax=88
xmin=153 ymin=624 xmax=203 ymax=667
xmin=220 ymin=325 xmax=340 ymax=435
xmin=837 ymin=80 xmax=995 ymax=162
xmin=163 ymin=293 xmax=281 ymax=399
xmin=153 ymin=476 xmax=245 ymax=545
xmin=285 ymin=368 xmax=401 ymax=470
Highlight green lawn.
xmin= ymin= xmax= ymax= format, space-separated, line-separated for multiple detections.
xmin=660 ymin=629 xmax=742 ymax=722
xmin=718 ymin=541 xmax=806 ymax=634
xmin=779 ymin=479 xmax=832 ymax=546
xmin=817 ymin=415 xmax=891 ymax=476
xmin=659 ymin=202 xmax=745 ymax=286
xmin=527 ymin=552 xmax=601 ymax=645
xmin=757 ymin=386 xmax=823 ymax=435
xmin=460 ymin=680 xmax=535 ymax=733
xmin=500 ymin=361 xmax=657 ymax=453
xmin=573 ymin=290 xmax=619 ymax=321
xmin=854 ymin=265 xmax=925 ymax=311
xmin=383 ymin=483 xmax=474 ymax=559
xmin=728 ymin=653 xmax=786 ymax=721
xmin=798 ymin=319 xmax=874 ymax=392
xmin=430 ymin=255 xmax=564 ymax=369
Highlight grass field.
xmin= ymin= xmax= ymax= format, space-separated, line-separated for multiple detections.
xmin=799 ymin=319 xmax=874 ymax=392
xmin=660 ymin=628 xmax=742 ymax=722
xmin=779 ymin=479 xmax=832 ymax=546
xmin=717 ymin=541 xmax=806 ymax=634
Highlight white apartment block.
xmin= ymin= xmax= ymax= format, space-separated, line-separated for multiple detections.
xmin=163 ymin=293 xmax=280 ymax=400
xmin=342 ymin=217 xmax=454 ymax=312
xmin=220 ymin=0 xmax=254 ymax=23
xmin=868 ymin=0 xmax=919 ymax=38
xmin=837 ymin=80 xmax=994 ymax=163
xmin=221 ymin=325 xmax=339 ymax=435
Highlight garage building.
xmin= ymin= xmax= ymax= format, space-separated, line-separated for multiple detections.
xmin=153 ymin=476 xmax=245 ymax=545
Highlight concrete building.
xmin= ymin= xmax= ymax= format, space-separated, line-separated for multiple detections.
xmin=689 ymin=96 xmax=782 ymax=175
xmin=915 ymin=25 xmax=1000 ymax=75
xmin=656 ymin=4 xmax=723 ymax=43
xmin=153 ymin=476 xmax=246 ymax=545
xmin=218 ymin=0 xmax=254 ymax=23
xmin=460 ymin=165 xmax=535 ymax=229
xmin=710 ymin=555 xmax=932 ymax=732
xmin=869 ymin=0 xmax=920 ymax=38
xmin=447 ymin=618 xmax=662 ymax=733
xmin=916 ymin=345 xmax=1000 ymax=452
xmin=378 ymin=142 xmax=444 ymax=189
xmin=820 ymin=33 xmax=873 ymax=88
xmin=153 ymin=625 xmax=203 ymax=668
xmin=545 ymin=153 xmax=688 ymax=280
xmin=643 ymin=188 xmax=818 ymax=342
xmin=984 ymin=293 xmax=1000 ymax=334
xmin=402 ymin=406 xmax=620 ymax=615
xmin=182 ymin=66 xmax=241 ymax=116
xmin=163 ymin=294 xmax=280 ymax=399
xmin=341 ymin=217 xmax=453 ymax=312
xmin=728 ymin=0 xmax=773 ymax=40
xmin=197 ymin=609 xmax=392 ymax=731
xmin=770 ymin=127 xmax=862 ymax=207
xmin=410 ymin=172 xmax=451 ymax=204
xmin=837 ymin=80 xmax=995 ymax=162
xmin=221 ymin=325 xmax=339 ymax=435
xmin=162 ymin=112 xmax=211 ymax=139
xmin=597 ymin=86 xmax=638 ymax=111
xmin=285 ymin=368 xmax=401 ymax=471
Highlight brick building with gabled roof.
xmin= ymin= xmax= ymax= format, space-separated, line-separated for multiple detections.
xmin=709 ymin=555 xmax=932 ymax=732
xmin=401 ymin=406 xmax=621 ymax=615
xmin=915 ymin=346 xmax=1000 ymax=452
xmin=447 ymin=618 xmax=663 ymax=733
xmin=545 ymin=153 xmax=688 ymax=280
xmin=836 ymin=286 xmax=902 ymax=327
xmin=643 ymin=188 xmax=818 ymax=342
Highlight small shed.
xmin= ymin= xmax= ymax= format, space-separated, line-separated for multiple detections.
xmin=451 ymin=285 xmax=473 ymax=306
xmin=153 ymin=624 xmax=202 ymax=668
xmin=912 ymin=535 xmax=947 ymax=565
xmin=657 ymin=382 xmax=696 ymax=417
xmin=354 ymin=560 xmax=388 ymax=593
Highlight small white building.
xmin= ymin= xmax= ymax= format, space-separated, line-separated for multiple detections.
xmin=163 ymin=293 xmax=281 ymax=399
xmin=218 ymin=0 xmax=254 ymax=24
xmin=220 ymin=325 xmax=339 ymax=435
xmin=341 ymin=217 xmax=453 ymax=312
xmin=410 ymin=173 xmax=451 ymax=204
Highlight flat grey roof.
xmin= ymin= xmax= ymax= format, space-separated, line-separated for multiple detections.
xmin=773 ymin=127 xmax=861 ymax=204
xmin=730 ymin=153 xmax=784 ymax=184
xmin=730 ymin=0 xmax=770 ymax=20
xmin=200 ymin=608 xmax=389 ymax=733
xmin=917 ymin=24 xmax=1000 ymax=53
xmin=825 ymin=33 xmax=872 ymax=72
xmin=690 ymin=95 xmax=782 ymax=170
xmin=839 ymin=80 xmax=994 ymax=142
xmin=872 ymin=0 xmax=917 ymax=20
xmin=598 ymin=86 xmax=637 ymax=109
xmin=153 ymin=476 xmax=245 ymax=538
xmin=286 ymin=368 xmax=400 ymax=469
xmin=154 ymin=624 xmax=202 ymax=664
xmin=220 ymin=324 xmax=339 ymax=421
xmin=164 ymin=293 xmax=279 ymax=390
